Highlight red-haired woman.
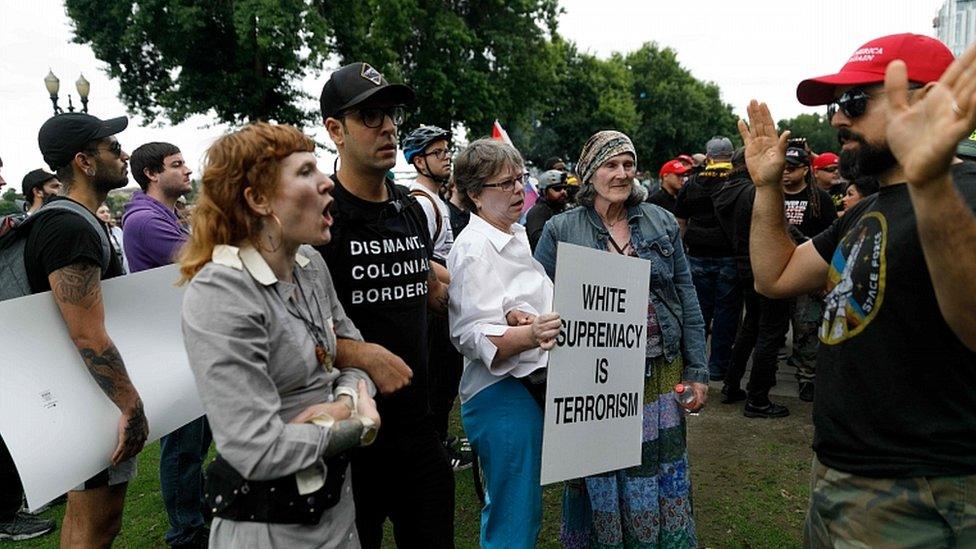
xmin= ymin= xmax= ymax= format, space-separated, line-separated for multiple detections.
xmin=180 ymin=123 xmax=393 ymax=548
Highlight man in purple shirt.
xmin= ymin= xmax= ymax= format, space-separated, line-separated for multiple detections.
xmin=123 ymin=142 xmax=210 ymax=549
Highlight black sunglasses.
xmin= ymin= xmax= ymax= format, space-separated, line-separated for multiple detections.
xmin=342 ymin=105 xmax=405 ymax=129
xmin=87 ymin=141 xmax=123 ymax=158
xmin=827 ymin=84 xmax=923 ymax=120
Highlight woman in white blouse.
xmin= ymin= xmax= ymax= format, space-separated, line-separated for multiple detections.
xmin=447 ymin=138 xmax=560 ymax=549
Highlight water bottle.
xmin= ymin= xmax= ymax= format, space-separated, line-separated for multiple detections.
xmin=674 ymin=383 xmax=699 ymax=415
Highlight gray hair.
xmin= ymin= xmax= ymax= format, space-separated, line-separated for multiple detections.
xmin=451 ymin=138 xmax=524 ymax=212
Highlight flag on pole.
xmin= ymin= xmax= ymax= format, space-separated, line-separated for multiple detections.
xmin=491 ymin=119 xmax=513 ymax=146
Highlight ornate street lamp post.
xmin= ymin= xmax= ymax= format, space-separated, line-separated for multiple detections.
xmin=44 ymin=70 xmax=91 ymax=115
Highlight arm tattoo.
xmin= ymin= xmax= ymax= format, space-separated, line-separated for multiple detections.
xmin=79 ymin=345 xmax=133 ymax=402
xmin=51 ymin=263 xmax=102 ymax=308
xmin=324 ymin=418 xmax=366 ymax=457
xmin=123 ymin=401 xmax=148 ymax=451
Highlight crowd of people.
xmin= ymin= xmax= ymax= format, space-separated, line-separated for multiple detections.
xmin=1 ymin=30 xmax=976 ymax=548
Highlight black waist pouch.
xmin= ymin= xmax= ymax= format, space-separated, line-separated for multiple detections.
xmin=205 ymin=452 xmax=350 ymax=525
xmin=518 ymin=369 xmax=548 ymax=410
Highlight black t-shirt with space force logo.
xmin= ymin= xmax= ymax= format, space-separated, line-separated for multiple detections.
xmin=315 ymin=175 xmax=434 ymax=428
xmin=810 ymin=161 xmax=976 ymax=478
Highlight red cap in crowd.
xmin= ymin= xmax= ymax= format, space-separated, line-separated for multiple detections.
xmin=796 ymin=33 xmax=955 ymax=106
xmin=660 ymin=159 xmax=690 ymax=177
xmin=676 ymin=154 xmax=695 ymax=166
xmin=812 ymin=152 xmax=839 ymax=170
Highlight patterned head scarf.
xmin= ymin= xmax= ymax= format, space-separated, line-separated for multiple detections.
xmin=576 ymin=131 xmax=637 ymax=185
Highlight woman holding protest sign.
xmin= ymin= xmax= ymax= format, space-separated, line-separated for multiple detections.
xmin=447 ymin=138 xmax=560 ymax=548
xmin=535 ymin=130 xmax=708 ymax=547
xmin=179 ymin=123 xmax=389 ymax=548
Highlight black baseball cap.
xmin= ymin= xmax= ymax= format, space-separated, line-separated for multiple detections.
xmin=785 ymin=147 xmax=811 ymax=166
xmin=21 ymin=169 xmax=57 ymax=197
xmin=37 ymin=113 xmax=128 ymax=171
xmin=319 ymin=62 xmax=415 ymax=120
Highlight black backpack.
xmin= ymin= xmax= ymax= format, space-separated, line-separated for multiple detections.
xmin=0 ymin=200 xmax=111 ymax=302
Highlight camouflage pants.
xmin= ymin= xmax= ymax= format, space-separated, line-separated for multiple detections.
xmin=791 ymin=293 xmax=822 ymax=383
xmin=804 ymin=457 xmax=976 ymax=548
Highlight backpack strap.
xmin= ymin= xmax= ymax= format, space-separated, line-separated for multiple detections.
xmin=409 ymin=188 xmax=443 ymax=243
xmin=37 ymin=200 xmax=112 ymax=275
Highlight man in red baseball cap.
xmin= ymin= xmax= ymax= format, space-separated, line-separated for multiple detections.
xmin=741 ymin=33 xmax=976 ymax=545
xmin=647 ymin=159 xmax=689 ymax=214
xmin=810 ymin=152 xmax=845 ymax=212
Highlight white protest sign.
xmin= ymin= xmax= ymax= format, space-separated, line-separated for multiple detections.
xmin=541 ymin=242 xmax=650 ymax=485
xmin=0 ymin=264 xmax=204 ymax=511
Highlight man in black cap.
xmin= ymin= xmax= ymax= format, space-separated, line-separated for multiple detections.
xmin=314 ymin=62 xmax=454 ymax=548
xmin=29 ymin=112 xmax=147 ymax=547
xmin=673 ymin=136 xmax=743 ymax=385
xmin=21 ymin=170 xmax=61 ymax=215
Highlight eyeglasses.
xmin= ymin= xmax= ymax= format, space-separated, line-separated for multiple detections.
xmin=482 ymin=173 xmax=527 ymax=192
xmin=548 ymin=184 xmax=568 ymax=192
xmin=827 ymin=84 xmax=923 ymax=120
xmin=422 ymin=148 xmax=454 ymax=161
xmin=818 ymin=165 xmax=838 ymax=173
xmin=88 ymin=141 xmax=123 ymax=158
xmin=343 ymin=105 xmax=405 ymax=128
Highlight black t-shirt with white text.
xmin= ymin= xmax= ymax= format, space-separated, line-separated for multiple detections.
xmin=784 ymin=185 xmax=837 ymax=240
xmin=24 ymin=197 xmax=124 ymax=292
xmin=315 ymin=176 xmax=433 ymax=427
xmin=810 ymin=161 xmax=976 ymax=478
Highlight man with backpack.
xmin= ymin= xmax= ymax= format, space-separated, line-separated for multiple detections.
xmin=10 ymin=113 xmax=148 ymax=547
xmin=0 ymin=155 xmax=58 ymax=542
xmin=401 ymin=125 xmax=473 ymax=471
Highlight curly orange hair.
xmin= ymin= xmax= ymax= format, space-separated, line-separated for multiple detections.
xmin=178 ymin=123 xmax=315 ymax=283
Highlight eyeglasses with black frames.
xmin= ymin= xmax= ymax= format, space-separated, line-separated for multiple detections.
xmin=343 ymin=105 xmax=405 ymax=129
xmin=422 ymin=147 xmax=455 ymax=161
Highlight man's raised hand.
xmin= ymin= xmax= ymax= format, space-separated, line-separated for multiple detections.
xmin=737 ymin=100 xmax=791 ymax=187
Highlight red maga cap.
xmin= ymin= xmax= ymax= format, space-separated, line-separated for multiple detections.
xmin=812 ymin=152 xmax=839 ymax=170
xmin=660 ymin=159 xmax=690 ymax=177
xmin=796 ymin=33 xmax=954 ymax=106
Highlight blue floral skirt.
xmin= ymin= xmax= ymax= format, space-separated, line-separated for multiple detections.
xmin=561 ymin=355 xmax=697 ymax=548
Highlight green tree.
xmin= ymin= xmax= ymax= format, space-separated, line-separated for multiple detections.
xmin=0 ymin=189 xmax=22 ymax=216
xmin=65 ymin=0 xmax=332 ymax=125
xmin=776 ymin=113 xmax=838 ymax=156
xmin=517 ymin=39 xmax=638 ymax=167
xmin=317 ymin=0 xmax=561 ymax=135
xmin=625 ymin=43 xmax=739 ymax=171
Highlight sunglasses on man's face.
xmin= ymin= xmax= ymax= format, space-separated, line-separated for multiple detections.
xmin=344 ymin=105 xmax=405 ymax=129
xmin=818 ymin=165 xmax=838 ymax=173
xmin=827 ymin=83 xmax=923 ymax=120
xmin=88 ymin=141 xmax=123 ymax=158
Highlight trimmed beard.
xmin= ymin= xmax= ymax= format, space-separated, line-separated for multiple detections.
xmin=92 ymin=159 xmax=128 ymax=194
xmin=837 ymin=128 xmax=897 ymax=180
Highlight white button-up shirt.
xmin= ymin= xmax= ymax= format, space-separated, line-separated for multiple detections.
xmin=447 ymin=213 xmax=554 ymax=403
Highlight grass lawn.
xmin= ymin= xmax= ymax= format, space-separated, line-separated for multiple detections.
xmin=2 ymin=389 xmax=813 ymax=548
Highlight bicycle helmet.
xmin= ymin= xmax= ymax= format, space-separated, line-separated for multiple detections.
xmin=403 ymin=125 xmax=452 ymax=164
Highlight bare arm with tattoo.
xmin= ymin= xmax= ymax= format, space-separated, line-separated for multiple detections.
xmin=49 ymin=263 xmax=148 ymax=465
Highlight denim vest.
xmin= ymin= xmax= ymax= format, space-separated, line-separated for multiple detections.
xmin=533 ymin=203 xmax=708 ymax=383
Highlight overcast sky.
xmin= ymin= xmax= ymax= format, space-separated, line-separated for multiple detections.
xmin=0 ymin=0 xmax=947 ymax=190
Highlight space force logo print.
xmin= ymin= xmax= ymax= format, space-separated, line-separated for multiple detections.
xmin=820 ymin=212 xmax=887 ymax=345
